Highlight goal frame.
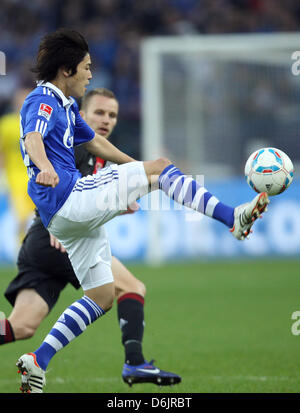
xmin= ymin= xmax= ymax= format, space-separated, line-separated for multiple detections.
xmin=140 ymin=32 xmax=300 ymax=264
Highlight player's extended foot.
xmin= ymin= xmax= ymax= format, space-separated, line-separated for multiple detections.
xmin=122 ymin=359 xmax=181 ymax=387
xmin=16 ymin=353 xmax=46 ymax=393
xmin=230 ymin=192 xmax=269 ymax=240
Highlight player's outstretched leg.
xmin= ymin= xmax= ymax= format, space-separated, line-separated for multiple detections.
xmin=144 ymin=160 xmax=269 ymax=240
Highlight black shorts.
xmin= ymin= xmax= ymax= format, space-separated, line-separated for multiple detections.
xmin=4 ymin=216 xmax=80 ymax=312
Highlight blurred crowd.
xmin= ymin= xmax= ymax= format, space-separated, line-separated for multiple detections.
xmin=1 ymin=0 xmax=300 ymax=158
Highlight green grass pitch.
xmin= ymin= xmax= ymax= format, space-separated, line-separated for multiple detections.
xmin=0 ymin=259 xmax=300 ymax=393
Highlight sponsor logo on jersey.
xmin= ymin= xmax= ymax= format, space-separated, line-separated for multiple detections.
xmin=38 ymin=103 xmax=53 ymax=121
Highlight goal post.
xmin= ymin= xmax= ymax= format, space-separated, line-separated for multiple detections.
xmin=140 ymin=32 xmax=300 ymax=264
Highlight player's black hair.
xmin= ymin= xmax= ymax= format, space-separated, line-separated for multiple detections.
xmin=32 ymin=28 xmax=89 ymax=82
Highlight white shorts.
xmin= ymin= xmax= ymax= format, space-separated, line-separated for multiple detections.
xmin=48 ymin=161 xmax=149 ymax=290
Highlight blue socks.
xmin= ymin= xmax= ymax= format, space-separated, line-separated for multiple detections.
xmin=34 ymin=296 xmax=105 ymax=371
xmin=159 ymin=164 xmax=234 ymax=228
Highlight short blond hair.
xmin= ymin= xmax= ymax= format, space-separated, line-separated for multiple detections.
xmin=81 ymin=87 xmax=117 ymax=111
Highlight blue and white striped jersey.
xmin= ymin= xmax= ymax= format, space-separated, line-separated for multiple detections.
xmin=20 ymin=81 xmax=95 ymax=227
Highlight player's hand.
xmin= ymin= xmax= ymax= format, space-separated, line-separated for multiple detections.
xmin=49 ymin=233 xmax=66 ymax=253
xmin=36 ymin=169 xmax=59 ymax=188
xmin=120 ymin=201 xmax=140 ymax=215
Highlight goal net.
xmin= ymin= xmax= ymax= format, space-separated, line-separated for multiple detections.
xmin=140 ymin=33 xmax=300 ymax=263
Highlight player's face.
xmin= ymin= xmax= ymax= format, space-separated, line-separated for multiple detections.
xmin=82 ymin=95 xmax=119 ymax=139
xmin=67 ymin=54 xmax=92 ymax=98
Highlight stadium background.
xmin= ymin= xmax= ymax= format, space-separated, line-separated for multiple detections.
xmin=1 ymin=0 xmax=300 ymax=394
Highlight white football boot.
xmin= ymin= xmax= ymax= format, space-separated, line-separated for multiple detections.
xmin=16 ymin=353 xmax=46 ymax=393
xmin=230 ymin=192 xmax=269 ymax=240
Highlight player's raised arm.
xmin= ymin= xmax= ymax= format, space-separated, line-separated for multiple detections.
xmin=24 ymin=132 xmax=59 ymax=188
xmin=83 ymin=132 xmax=135 ymax=165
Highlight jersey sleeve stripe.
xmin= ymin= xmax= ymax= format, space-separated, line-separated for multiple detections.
xmin=42 ymin=121 xmax=48 ymax=136
xmin=34 ymin=119 xmax=48 ymax=136
xmin=35 ymin=119 xmax=41 ymax=132
xmin=39 ymin=120 xmax=45 ymax=134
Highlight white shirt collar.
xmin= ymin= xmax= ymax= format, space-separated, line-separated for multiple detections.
xmin=37 ymin=81 xmax=74 ymax=107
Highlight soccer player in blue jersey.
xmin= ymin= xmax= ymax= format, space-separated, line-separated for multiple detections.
xmin=3 ymin=87 xmax=181 ymax=388
xmin=16 ymin=28 xmax=269 ymax=393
